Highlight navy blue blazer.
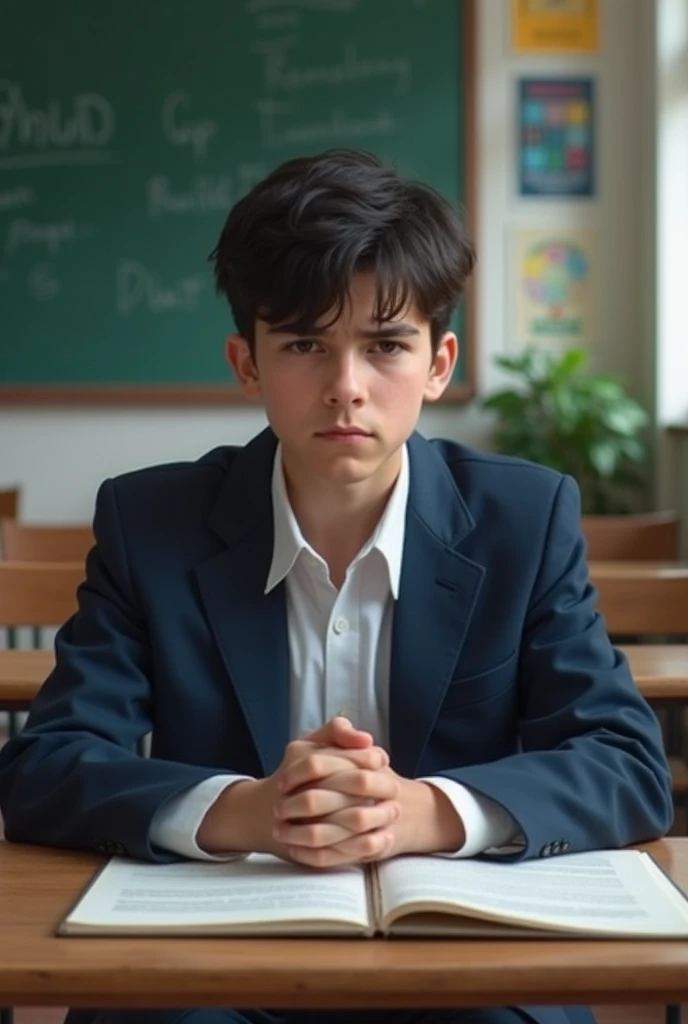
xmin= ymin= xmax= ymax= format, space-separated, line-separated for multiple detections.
xmin=0 ymin=429 xmax=673 ymax=861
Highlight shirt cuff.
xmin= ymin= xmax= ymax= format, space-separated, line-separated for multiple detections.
xmin=149 ymin=774 xmax=255 ymax=861
xmin=419 ymin=776 xmax=524 ymax=858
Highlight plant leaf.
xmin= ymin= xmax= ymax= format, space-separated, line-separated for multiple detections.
xmin=588 ymin=441 xmax=619 ymax=477
xmin=600 ymin=402 xmax=649 ymax=435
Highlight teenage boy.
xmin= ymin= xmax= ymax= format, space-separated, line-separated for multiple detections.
xmin=0 ymin=149 xmax=672 ymax=1024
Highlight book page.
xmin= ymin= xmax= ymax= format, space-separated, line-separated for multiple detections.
xmin=62 ymin=854 xmax=371 ymax=936
xmin=377 ymin=851 xmax=688 ymax=937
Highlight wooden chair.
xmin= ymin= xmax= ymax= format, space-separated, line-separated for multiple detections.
xmin=0 ymin=488 xmax=20 ymax=520
xmin=0 ymin=562 xmax=83 ymax=738
xmin=595 ymin=569 xmax=688 ymax=636
xmin=0 ymin=519 xmax=93 ymax=563
xmin=0 ymin=561 xmax=82 ymax=626
xmin=0 ymin=558 xmax=81 ymax=1024
xmin=583 ymin=511 xmax=680 ymax=561
xmin=594 ymin=571 xmax=688 ymax=809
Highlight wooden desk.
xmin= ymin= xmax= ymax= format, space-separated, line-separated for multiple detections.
xmin=0 ymin=840 xmax=687 ymax=1010
xmin=621 ymin=646 xmax=688 ymax=701
xmin=619 ymin=647 xmax=688 ymax=796
xmin=0 ymin=649 xmax=52 ymax=708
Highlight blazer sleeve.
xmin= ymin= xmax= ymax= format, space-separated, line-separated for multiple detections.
xmin=0 ymin=479 xmax=226 ymax=862
xmin=435 ymin=475 xmax=674 ymax=860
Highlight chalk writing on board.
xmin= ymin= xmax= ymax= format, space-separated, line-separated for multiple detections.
xmin=0 ymin=81 xmax=115 ymax=169
xmin=4 ymin=218 xmax=92 ymax=257
xmin=256 ymin=99 xmax=395 ymax=147
xmin=263 ymin=46 xmax=412 ymax=94
xmin=28 ymin=263 xmax=60 ymax=301
xmin=162 ymin=91 xmax=218 ymax=161
xmin=146 ymin=164 xmax=266 ymax=218
xmin=116 ymin=260 xmax=206 ymax=316
xmin=146 ymin=176 xmax=233 ymax=218
xmin=0 ymin=185 xmax=36 ymax=212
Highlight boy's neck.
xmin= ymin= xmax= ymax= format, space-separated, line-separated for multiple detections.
xmin=282 ymin=450 xmax=402 ymax=588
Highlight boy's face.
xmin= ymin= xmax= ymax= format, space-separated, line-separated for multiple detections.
xmin=226 ymin=273 xmax=457 ymax=491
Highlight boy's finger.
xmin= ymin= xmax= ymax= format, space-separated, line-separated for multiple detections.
xmin=300 ymin=767 xmax=400 ymax=802
xmin=278 ymin=747 xmax=388 ymax=794
xmin=275 ymin=788 xmax=364 ymax=821
xmin=285 ymin=828 xmax=395 ymax=868
xmin=274 ymin=801 xmax=398 ymax=849
xmin=302 ymin=717 xmax=373 ymax=749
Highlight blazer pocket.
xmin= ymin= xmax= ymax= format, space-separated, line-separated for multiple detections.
xmin=442 ymin=650 xmax=518 ymax=710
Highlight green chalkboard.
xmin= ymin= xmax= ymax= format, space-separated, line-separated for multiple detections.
xmin=0 ymin=0 xmax=475 ymax=403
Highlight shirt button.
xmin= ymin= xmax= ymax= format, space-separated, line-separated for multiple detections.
xmin=333 ymin=617 xmax=350 ymax=634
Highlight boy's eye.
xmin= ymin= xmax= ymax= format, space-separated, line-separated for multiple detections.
xmin=286 ymin=339 xmax=318 ymax=354
xmin=374 ymin=340 xmax=405 ymax=355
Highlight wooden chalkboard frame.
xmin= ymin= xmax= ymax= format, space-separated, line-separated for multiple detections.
xmin=0 ymin=0 xmax=476 ymax=407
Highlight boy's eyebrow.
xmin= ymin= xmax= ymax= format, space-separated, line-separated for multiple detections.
xmin=267 ymin=323 xmax=421 ymax=338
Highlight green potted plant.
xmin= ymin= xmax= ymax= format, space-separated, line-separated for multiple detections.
xmin=482 ymin=347 xmax=649 ymax=515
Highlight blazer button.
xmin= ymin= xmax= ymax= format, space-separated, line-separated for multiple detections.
xmin=551 ymin=841 xmax=561 ymax=855
xmin=114 ymin=843 xmax=126 ymax=856
xmin=539 ymin=843 xmax=552 ymax=857
xmin=562 ymin=841 xmax=571 ymax=852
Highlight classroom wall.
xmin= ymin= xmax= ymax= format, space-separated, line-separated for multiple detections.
xmin=0 ymin=0 xmax=655 ymax=521
xmin=655 ymin=0 xmax=688 ymax=533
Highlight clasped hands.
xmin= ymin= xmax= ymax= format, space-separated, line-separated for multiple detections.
xmin=271 ymin=716 xmax=401 ymax=867
xmin=198 ymin=717 xmax=465 ymax=867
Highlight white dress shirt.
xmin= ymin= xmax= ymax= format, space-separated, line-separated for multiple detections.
xmin=150 ymin=444 xmax=518 ymax=859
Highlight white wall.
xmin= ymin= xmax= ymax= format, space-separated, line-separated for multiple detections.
xmin=656 ymin=0 xmax=688 ymax=431
xmin=654 ymin=0 xmax=688 ymax=548
xmin=0 ymin=0 xmax=655 ymax=521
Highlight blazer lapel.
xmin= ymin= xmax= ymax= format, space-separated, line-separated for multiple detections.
xmin=194 ymin=429 xmax=290 ymax=776
xmin=193 ymin=429 xmax=486 ymax=779
xmin=389 ymin=434 xmax=486 ymax=777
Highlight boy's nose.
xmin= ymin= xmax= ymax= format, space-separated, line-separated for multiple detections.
xmin=323 ymin=354 xmax=367 ymax=405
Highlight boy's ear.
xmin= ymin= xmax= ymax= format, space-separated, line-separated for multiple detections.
xmin=423 ymin=332 xmax=458 ymax=403
xmin=225 ymin=334 xmax=261 ymax=399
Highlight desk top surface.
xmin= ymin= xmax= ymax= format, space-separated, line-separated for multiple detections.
xmin=1 ymin=840 xmax=688 ymax=1009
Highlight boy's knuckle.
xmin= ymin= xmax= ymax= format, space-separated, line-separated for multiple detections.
xmin=285 ymin=740 xmax=303 ymax=761
xmin=360 ymin=833 xmax=380 ymax=856
xmin=304 ymin=753 xmax=322 ymax=775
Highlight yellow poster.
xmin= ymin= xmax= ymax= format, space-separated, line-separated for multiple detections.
xmin=513 ymin=0 xmax=599 ymax=53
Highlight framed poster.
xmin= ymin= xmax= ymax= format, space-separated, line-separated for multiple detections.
xmin=511 ymin=227 xmax=598 ymax=348
xmin=513 ymin=0 xmax=599 ymax=54
xmin=518 ymin=78 xmax=595 ymax=198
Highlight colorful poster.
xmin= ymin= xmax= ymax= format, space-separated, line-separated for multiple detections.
xmin=511 ymin=228 xmax=598 ymax=347
xmin=513 ymin=0 xmax=599 ymax=54
xmin=518 ymin=78 xmax=595 ymax=197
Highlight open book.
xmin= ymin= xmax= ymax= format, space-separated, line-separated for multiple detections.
xmin=59 ymin=849 xmax=688 ymax=939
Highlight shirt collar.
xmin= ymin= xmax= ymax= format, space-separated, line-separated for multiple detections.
xmin=265 ymin=443 xmax=409 ymax=598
